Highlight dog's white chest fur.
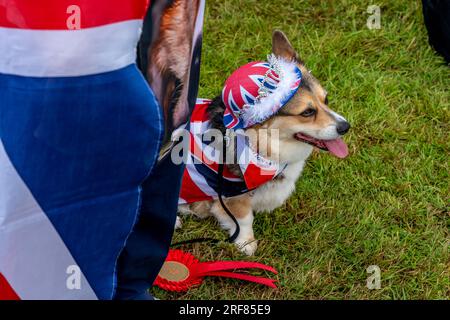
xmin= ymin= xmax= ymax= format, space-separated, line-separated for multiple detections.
xmin=251 ymin=160 xmax=306 ymax=213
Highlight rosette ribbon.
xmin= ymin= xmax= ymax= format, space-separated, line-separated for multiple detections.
xmin=154 ymin=249 xmax=278 ymax=292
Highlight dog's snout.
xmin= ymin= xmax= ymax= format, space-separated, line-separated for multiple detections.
xmin=336 ymin=121 xmax=350 ymax=135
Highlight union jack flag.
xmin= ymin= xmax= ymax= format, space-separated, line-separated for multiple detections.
xmin=0 ymin=0 xmax=153 ymax=300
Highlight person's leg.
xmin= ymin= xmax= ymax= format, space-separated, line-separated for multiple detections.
xmin=114 ymin=0 xmax=206 ymax=300
xmin=0 ymin=66 xmax=163 ymax=299
xmin=114 ymin=155 xmax=184 ymax=300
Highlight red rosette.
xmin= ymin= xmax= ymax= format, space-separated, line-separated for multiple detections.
xmin=154 ymin=249 xmax=278 ymax=292
xmin=153 ymin=249 xmax=203 ymax=292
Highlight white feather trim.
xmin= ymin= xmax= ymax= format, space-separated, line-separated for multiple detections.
xmin=241 ymin=54 xmax=301 ymax=127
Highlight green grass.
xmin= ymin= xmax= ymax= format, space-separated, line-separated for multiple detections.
xmin=152 ymin=0 xmax=449 ymax=299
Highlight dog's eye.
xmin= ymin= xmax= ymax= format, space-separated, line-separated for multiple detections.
xmin=300 ymin=108 xmax=316 ymax=117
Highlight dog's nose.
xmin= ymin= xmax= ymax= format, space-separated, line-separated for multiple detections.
xmin=336 ymin=121 xmax=350 ymax=135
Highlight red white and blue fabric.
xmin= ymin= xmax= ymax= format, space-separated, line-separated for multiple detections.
xmin=179 ymin=99 xmax=284 ymax=204
xmin=223 ymin=54 xmax=303 ymax=130
xmin=0 ymin=0 xmax=149 ymax=77
xmin=0 ymin=0 xmax=157 ymax=300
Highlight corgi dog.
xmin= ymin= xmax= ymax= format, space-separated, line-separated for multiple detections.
xmin=177 ymin=30 xmax=350 ymax=256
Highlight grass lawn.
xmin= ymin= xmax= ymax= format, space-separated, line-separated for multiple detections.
xmin=152 ymin=0 xmax=449 ymax=299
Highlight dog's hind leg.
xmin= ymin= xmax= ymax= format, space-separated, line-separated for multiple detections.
xmin=210 ymin=195 xmax=258 ymax=256
xmin=176 ymin=201 xmax=213 ymax=229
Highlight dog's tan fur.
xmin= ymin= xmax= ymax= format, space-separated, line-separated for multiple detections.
xmin=178 ymin=31 xmax=349 ymax=255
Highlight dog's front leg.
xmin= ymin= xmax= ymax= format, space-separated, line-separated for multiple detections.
xmin=234 ymin=213 xmax=258 ymax=256
xmin=211 ymin=196 xmax=258 ymax=256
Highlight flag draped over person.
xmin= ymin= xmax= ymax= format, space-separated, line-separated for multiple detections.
xmin=0 ymin=0 xmax=166 ymax=300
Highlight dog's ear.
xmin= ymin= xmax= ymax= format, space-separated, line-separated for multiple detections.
xmin=272 ymin=30 xmax=299 ymax=61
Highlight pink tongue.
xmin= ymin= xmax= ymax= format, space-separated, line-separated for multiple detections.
xmin=323 ymin=138 xmax=349 ymax=158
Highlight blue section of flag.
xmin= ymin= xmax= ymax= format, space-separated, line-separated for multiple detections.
xmin=229 ymin=95 xmax=241 ymax=113
xmin=263 ymin=81 xmax=277 ymax=91
xmin=0 ymin=64 xmax=163 ymax=299
xmin=223 ymin=112 xmax=244 ymax=130
xmin=243 ymin=93 xmax=255 ymax=105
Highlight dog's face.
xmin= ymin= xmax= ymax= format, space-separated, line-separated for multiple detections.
xmin=254 ymin=31 xmax=350 ymax=164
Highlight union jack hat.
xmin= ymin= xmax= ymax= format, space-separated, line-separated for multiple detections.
xmin=222 ymin=54 xmax=302 ymax=129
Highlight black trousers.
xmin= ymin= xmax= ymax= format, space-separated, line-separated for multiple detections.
xmin=114 ymin=155 xmax=184 ymax=299
xmin=422 ymin=0 xmax=450 ymax=63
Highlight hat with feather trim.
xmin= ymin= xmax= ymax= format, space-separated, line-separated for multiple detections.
xmin=222 ymin=54 xmax=302 ymax=129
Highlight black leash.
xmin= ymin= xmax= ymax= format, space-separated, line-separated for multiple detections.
xmin=171 ymin=134 xmax=240 ymax=247
xmin=170 ymin=237 xmax=219 ymax=247
xmin=217 ymin=163 xmax=241 ymax=243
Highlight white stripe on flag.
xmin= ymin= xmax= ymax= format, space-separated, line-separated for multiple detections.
xmin=186 ymin=157 xmax=217 ymax=197
xmin=0 ymin=20 xmax=143 ymax=77
xmin=0 ymin=140 xmax=97 ymax=300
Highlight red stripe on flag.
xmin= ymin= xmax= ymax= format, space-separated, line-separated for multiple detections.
xmin=190 ymin=102 xmax=211 ymax=122
xmin=0 ymin=0 xmax=149 ymax=29
xmin=243 ymin=163 xmax=276 ymax=190
xmin=0 ymin=273 xmax=20 ymax=300
xmin=230 ymin=62 xmax=268 ymax=108
xmin=180 ymin=167 xmax=212 ymax=203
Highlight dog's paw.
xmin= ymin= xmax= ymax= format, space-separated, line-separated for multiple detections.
xmin=235 ymin=239 xmax=258 ymax=256
xmin=174 ymin=216 xmax=182 ymax=230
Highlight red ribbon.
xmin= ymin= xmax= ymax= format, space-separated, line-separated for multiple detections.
xmin=154 ymin=249 xmax=278 ymax=292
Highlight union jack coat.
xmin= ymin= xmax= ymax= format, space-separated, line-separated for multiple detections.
xmin=178 ymin=99 xmax=285 ymax=204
